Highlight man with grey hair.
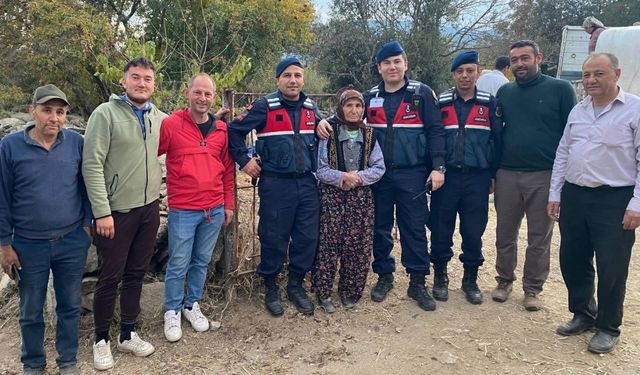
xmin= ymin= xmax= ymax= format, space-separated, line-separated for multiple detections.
xmin=583 ymin=16 xmax=606 ymax=53
xmin=548 ymin=53 xmax=640 ymax=354
xmin=0 ymin=84 xmax=92 ymax=374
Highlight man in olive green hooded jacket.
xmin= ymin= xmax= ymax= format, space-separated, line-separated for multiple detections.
xmin=82 ymin=57 xmax=166 ymax=371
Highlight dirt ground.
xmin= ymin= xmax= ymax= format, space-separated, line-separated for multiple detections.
xmin=1 ymin=205 xmax=640 ymax=375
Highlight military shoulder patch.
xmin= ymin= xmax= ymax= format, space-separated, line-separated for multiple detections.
xmin=235 ymin=103 xmax=254 ymax=122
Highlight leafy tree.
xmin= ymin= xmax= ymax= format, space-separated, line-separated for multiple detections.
xmin=310 ymin=19 xmax=378 ymax=91
xmin=600 ymin=0 xmax=640 ymax=26
xmin=0 ymin=0 xmax=113 ymax=116
xmin=496 ymin=0 xmax=640 ymax=74
xmin=0 ymin=0 xmax=319 ymax=115
xmin=310 ymin=0 xmax=505 ymax=93
xmin=497 ymin=0 xmax=598 ymax=72
xmin=144 ymin=0 xmax=316 ymax=90
xmin=82 ymin=0 xmax=143 ymax=34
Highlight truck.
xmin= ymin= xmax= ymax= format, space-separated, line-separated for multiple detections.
xmin=594 ymin=25 xmax=640 ymax=95
xmin=557 ymin=25 xmax=640 ymax=96
xmin=556 ymin=26 xmax=591 ymax=81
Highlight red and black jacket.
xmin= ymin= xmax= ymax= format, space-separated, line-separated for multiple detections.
xmin=364 ymin=79 xmax=444 ymax=169
xmin=255 ymin=92 xmax=318 ymax=174
xmin=438 ymin=88 xmax=498 ymax=170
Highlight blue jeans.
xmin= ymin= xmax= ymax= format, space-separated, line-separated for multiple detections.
xmin=164 ymin=206 xmax=224 ymax=311
xmin=13 ymin=226 xmax=89 ymax=371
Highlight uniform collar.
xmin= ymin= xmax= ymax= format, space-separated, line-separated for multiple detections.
xmin=452 ymin=87 xmax=478 ymax=102
xmin=276 ymin=90 xmax=308 ymax=105
xmin=378 ymin=77 xmax=409 ymax=94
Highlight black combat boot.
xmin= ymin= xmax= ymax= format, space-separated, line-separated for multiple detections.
xmin=286 ymin=272 xmax=314 ymax=315
xmin=461 ymin=266 xmax=483 ymax=305
xmin=264 ymin=278 xmax=284 ymax=316
xmin=407 ymin=273 xmax=436 ymax=311
xmin=370 ymin=273 xmax=394 ymax=302
xmin=432 ymin=263 xmax=449 ymax=302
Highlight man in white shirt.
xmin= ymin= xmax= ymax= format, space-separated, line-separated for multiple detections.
xmin=548 ymin=52 xmax=640 ymax=354
xmin=477 ymin=56 xmax=510 ymax=96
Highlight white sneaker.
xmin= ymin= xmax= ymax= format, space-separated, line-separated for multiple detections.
xmin=117 ymin=332 xmax=155 ymax=357
xmin=93 ymin=339 xmax=114 ymax=370
xmin=164 ymin=310 xmax=182 ymax=342
xmin=183 ymin=302 xmax=210 ymax=332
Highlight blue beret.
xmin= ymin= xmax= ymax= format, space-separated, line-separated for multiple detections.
xmin=376 ymin=41 xmax=404 ymax=64
xmin=451 ymin=50 xmax=479 ymax=71
xmin=275 ymin=56 xmax=303 ymax=78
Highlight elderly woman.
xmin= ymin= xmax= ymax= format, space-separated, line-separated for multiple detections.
xmin=312 ymin=88 xmax=385 ymax=313
xmin=583 ymin=16 xmax=606 ymax=54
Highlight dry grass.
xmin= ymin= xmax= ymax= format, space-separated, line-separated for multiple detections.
xmin=0 ymin=283 xmax=19 ymax=330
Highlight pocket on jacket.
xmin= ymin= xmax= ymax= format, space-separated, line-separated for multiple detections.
xmin=107 ymin=174 xmax=119 ymax=198
xmin=176 ymin=150 xmax=222 ymax=192
xmin=256 ymin=139 xmax=267 ymax=159
xmin=307 ymin=140 xmax=317 ymax=170
xmin=275 ymin=141 xmax=293 ymax=168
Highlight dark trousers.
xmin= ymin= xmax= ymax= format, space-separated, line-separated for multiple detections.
xmin=372 ymin=167 xmax=429 ymax=275
xmin=313 ymin=184 xmax=374 ymax=302
xmin=559 ymin=183 xmax=635 ymax=336
xmin=14 ymin=226 xmax=89 ymax=371
xmin=429 ymin=168 xmax=491 ymax=267
xmin=93 ymin=200 xmax=160 ymax=336
xmin=256 ymin=173 xmax=319 ymax=278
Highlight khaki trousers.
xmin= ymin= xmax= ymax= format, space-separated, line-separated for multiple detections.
xmin=494 ymin=169 xmax=553 ymax=294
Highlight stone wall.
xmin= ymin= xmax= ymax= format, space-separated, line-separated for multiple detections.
xmin=0 ymin=112 xmax=232 ymax=317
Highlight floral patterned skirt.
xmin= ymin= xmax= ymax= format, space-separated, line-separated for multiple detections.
xmin=312 ymin=183 xmax=374 ymax=301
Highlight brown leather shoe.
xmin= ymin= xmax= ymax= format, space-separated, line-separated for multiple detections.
xmin=491 ymin=281 xmax=513 ymax=302
xmin=523 ymin=293 xmax=543 ymax=311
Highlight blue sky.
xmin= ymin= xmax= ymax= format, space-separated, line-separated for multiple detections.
xmin=312 ymin=0 xmax=331 ymax=20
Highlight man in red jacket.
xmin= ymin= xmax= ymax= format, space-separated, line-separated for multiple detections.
xmin=159 ymin=73 xmax=235 ymax=342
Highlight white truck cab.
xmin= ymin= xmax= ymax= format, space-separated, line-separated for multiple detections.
xmin=558 ymin=25 xmax=640 ymax=96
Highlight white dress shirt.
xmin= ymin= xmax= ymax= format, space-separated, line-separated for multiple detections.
xmin=549 ymin=87 xmax=640 ymax=211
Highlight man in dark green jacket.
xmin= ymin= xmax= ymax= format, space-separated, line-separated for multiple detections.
xmin=491 ymin=40 xmax=576 ymax=311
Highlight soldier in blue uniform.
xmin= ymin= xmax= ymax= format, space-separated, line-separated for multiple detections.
xmin=318 ymin=41 xmax=446 ymax=311
xmin=228 ymin=57 xmax=321 ymax=316
xmin=429 ymin=51 xmax=502 ymax=305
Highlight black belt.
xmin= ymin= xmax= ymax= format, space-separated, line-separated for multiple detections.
xmin=566 ymin=182 xmax=632 ymax=191
xmin=260 ymin=171 xmax=313 ymax=179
